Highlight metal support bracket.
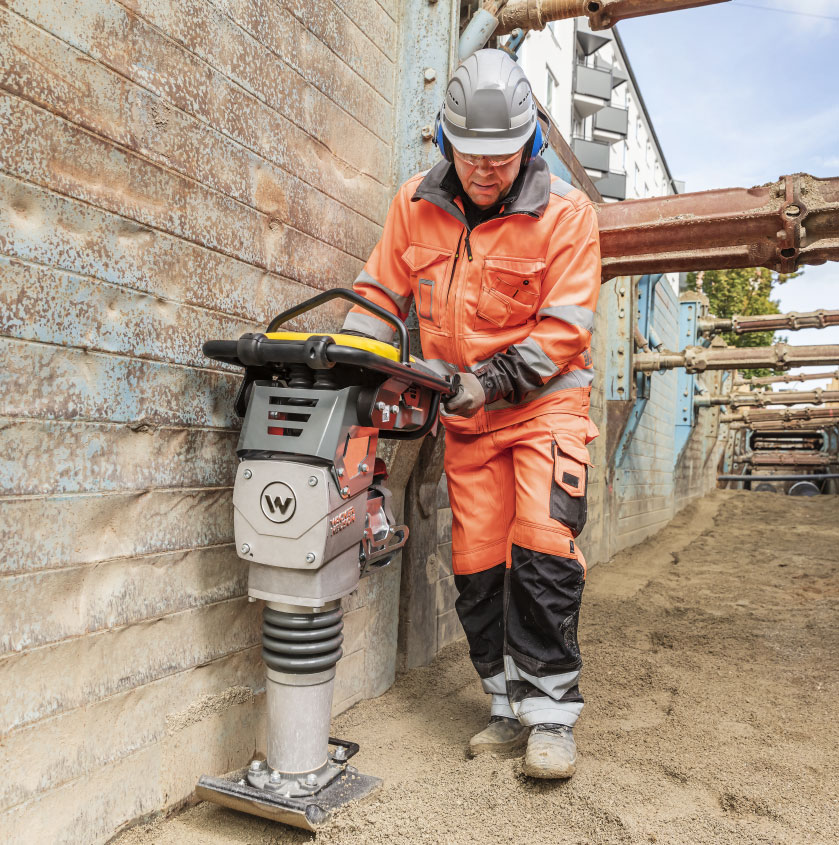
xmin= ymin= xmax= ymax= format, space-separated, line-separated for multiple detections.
xmin=674 ymin=296 xmax=701 ymax=462
xmin=610 ymin=275 xmax=662 ymax=467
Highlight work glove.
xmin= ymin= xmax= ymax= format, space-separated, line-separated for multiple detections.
xmin=442 ymin=372 xmax=486 ymax=418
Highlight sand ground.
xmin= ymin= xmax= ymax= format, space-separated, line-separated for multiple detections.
xmin=114 ymin=490 xmax=839 ymax=845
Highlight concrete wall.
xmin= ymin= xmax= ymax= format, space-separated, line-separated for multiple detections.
xmin=0 ymin=1 xmax=402 ymax=841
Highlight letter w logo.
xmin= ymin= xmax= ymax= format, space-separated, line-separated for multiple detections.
xmin=264 ymin=494 xmax=293 ymax=515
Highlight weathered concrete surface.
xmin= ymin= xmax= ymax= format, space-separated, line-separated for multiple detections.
xmin=0 ymin=1 xmax=400 ymax=842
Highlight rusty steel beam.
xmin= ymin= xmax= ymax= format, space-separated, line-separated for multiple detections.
xmin=495 ymin=0 xmax=729 ymax=34
xmin=722 ymin=407 xmax=839 ymax=425
xmin=634 ymin=342 xmax=839 ymax=374
xmin=733 ymin=451 xmax=833 ymax=467
xmin=598 ymin=174 xmax=839 ymax=281
xmin=730 ymin=420 xmax=839 ymax=432
xmin=734 ymin=369 xmax=839 ymax=387
xmin=718 ymin=473 xmax=839 ymax=482
xmin=699 ymin=309 xmax=839 ymax=336
xmin=696 ymin=389 xmax=839 ymax=408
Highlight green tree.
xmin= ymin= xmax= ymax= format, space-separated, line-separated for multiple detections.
xmin=686 ymin=267 xmax=800 ymax=377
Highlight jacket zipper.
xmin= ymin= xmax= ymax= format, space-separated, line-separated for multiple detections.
xmin=445 ymin=230 xmax=464 ymax=311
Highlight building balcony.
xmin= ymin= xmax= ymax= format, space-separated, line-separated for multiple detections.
xmin=576 ymin=19 xmax=610 ymax=56
xmin=595 ymin=171 xmax=627 ymax=201
xmin=573 ymin=64 xmax=612 ymax=118
xmin=593 ymin=106 xmax=629 ymax=143
xmin=571 ymin=136 xmax=610 ymax=174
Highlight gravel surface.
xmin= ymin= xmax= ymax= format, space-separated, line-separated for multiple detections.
xmin=114 ymin=490 xmax=839 ymax=845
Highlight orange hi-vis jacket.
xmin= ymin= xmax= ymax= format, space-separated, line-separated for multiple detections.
xmin=344 ymin=157 xmax=601 ymax=435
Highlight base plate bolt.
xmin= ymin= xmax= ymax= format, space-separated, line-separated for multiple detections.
xmin=306 ymin=773 xmax=318 ymax=786
xmin=305 ymin=552 xmax=316 ymax=564
xmin=243 ymin=468 xmax=252 ymax=479
xmin=269 ymin=771 xmax=282 ymax=783
xmin=241 ymin=543 xmax=251 ymax=554
xmin=334 ymin=746 xmax=347 ymax=761
xmin=308 ymin=476 xmax=318 ymax=486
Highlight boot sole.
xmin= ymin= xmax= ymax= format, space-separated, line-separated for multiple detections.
xmin=521 ymin=760 xmax=576 ymax=779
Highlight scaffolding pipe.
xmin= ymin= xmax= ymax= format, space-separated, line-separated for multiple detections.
xmin=494 ymin=0 xmax=729 ymax=34
xmin=718 ymin=474 xmax=839 ymax=482
xmin=598 ymin=174 xmax=839 ymax=281
xmin=634 ymin=343 xmax=839 ymax=374
xmin=698 ymin=309 xmax=839 ymax=336
xmin=730 ymin=419 xmax=839 ymax=432
xmin=721 ymin=407 xmax=839 ymax=425
xmin=696 ymin=389 xmax=839 ymax=408
xmin=732 ymin=452 xmax=833 ymax=466
xmin=734 ymin=369 xmax=839 ymax=387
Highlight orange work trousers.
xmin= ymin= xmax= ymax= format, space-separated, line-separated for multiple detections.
xmin=444 ymin=411 xmax=596 ymax=727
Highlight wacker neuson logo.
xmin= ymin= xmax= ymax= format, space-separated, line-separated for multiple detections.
xmin=261 ymin=481 xmax=297 ymax=523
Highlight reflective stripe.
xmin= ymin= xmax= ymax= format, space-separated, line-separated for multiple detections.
xmin=482 ymin=672 xmax=515 ymax=719
xmin=480 ymin=671 xmax=507 ymax=696
xmin=424 ymin=357 xmax=459 ymax=378
xmin=485 ymin=367 xmax=594 ymax=411
xmin=503 ymin=656 xmax=583 ymax=727
xmin=538 ymin=305 xmax=595 ymax=333
xmin=511 ymin=336 xmax=558 ymax=380
xmin=341 ymin=311 xmax=393 ymax=342
xmin=549 ymin=178 xmax=574 ymax=198
xmin=355 ymin=269 xmax=412 ymax=314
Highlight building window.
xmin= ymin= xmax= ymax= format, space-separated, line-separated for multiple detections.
xmin=634 ymin=164 xmax=640 ymax=193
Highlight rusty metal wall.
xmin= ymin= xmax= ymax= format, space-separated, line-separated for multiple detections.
xmin=0 ymin=1 xmax=402 ymax=841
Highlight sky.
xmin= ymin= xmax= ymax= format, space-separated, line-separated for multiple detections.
xmin=618 ymin=0 xmax=839 ymax=387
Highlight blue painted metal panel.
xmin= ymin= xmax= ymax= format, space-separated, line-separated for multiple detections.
xmin=614 ymin=274 xmax=663 ymax=467
xmin=674 ymin=298 xmax=700 ymax=462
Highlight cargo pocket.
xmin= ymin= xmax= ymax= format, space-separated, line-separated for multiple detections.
xmin=402 ymin=243 xmax=454 ymax=328
xmin=549 ymin=430 xmax=591 ymax=538
xmin=475 ymin=257 xmax=545 ymax=329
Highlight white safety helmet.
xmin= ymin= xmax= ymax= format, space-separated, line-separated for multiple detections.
xmin=435 ymin=49 xmax=544 ymax=160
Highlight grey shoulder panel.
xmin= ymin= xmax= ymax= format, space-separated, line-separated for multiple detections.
xmin=549 ymin=178 xmax=575 ymax=198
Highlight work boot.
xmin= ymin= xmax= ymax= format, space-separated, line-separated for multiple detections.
xmin=522 ymin=723 xmax=577 ymax=779
xmin=468 ymin=715 xmax=528 ymax=756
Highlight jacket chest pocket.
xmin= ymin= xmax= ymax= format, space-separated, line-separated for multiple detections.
xmin=402 ymin=243 xmax=454 ymax=327
xmin=549 ymin=428 xmax=592 ymax=538
xmin=475 ymin=257 xmax=545 ymax=330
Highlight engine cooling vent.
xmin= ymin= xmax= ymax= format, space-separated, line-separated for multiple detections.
xmin=267 ymin=395 xmax=318 ymax=438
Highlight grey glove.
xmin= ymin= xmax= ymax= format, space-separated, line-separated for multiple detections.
xmin=442 ymin=372 xmax=486 ymax=418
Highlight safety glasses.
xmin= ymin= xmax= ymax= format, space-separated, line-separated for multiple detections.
xmin=453 ymin=149 xmax=522 ymax=168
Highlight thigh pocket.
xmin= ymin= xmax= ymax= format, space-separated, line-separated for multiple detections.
xmin=549 ymin=430 xmax=591 ymax=538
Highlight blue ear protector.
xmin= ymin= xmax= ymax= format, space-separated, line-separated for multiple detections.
xmin=433 ymin=106 xmax=549 ymax=163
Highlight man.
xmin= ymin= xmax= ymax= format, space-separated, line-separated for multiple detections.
xmin=343 ymin=49 xmax=600 ymax=778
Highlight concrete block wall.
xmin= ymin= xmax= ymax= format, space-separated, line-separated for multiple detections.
xmin=674 ymin=372 xmax=726 ymax=512
xmin=0 ymin=1 xmax=401 ymax=841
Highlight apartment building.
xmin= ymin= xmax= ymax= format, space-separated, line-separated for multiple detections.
xmin=517 ymin=19 xmax=683 ymax=203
